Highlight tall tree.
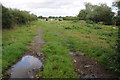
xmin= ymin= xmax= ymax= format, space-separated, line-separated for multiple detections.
xmin=78 ymin=3 xmax=114 ymax=24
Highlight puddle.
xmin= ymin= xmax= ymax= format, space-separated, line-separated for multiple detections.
xmin=10 ymin=55 xmax=42 ymax=78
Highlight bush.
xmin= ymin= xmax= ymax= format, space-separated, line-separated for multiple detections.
xmin=63 ymin=17 xmax=79 ymax=21
xmin=2 ymin=6 xmax=14 ymax=28
xmin=2 ymin=5 xmax=38 ymax=29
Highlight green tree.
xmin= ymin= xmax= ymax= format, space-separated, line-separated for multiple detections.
xmin=2 ymin=6 xmax=13 ymax=28
xmin=78 ymin=3 xmax=114 ymax=24
xmin=78 ymin=10 xmax=87 ymax=20
xmin=87 ymin=4 xmax=114 ymax=24
xmin=2 ymin=5 xmax=37 ymax=29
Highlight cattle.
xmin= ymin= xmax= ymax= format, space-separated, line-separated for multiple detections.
xmin=45 ymin=18 xmax=48 ymax=21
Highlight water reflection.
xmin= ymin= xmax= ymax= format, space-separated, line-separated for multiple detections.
xmin=10 ymin=55 xmax=42 ymax=78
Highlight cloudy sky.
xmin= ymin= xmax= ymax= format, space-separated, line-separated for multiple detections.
xmin=0 ymin=0 xmax=115 ymax=17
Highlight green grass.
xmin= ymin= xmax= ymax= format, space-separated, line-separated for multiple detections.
xmin=64 ymin=21 xmax=118 ymax=72
xmin=2 ymin=20 xmax=119 ymax=77
xmin=2 ymin=22 xmax=39 ymax=72
xmin=36 ymin=21 xmax=78 ymax=78
xmin=37 ymin=20 xmax=119 ymax=77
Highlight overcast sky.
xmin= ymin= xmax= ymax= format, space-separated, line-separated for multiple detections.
xmin=0 ymin=0 xmax=115 ymax=17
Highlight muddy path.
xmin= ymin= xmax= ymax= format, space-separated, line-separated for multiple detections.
xmin=70 ymin=51 xmax=114 ymax=78
xmin=26 ymin=28 xmax=45 ymax=61
xmin=3 ymin=28 xmax=45 ymax=78
xmin=3 ymin=27 xmax=117 ymax=78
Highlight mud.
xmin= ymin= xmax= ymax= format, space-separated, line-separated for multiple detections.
xmin=70 ymin=51 xmax=113 ymax=78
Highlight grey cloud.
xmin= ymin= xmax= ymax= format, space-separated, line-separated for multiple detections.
xmin=21 ymin=0 xmax=75 ymax=9
xmin=1 ymin=0 xmax=114 ymax=17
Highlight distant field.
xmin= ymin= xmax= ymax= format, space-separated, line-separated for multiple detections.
xmin=2 ymin=20 xmax=118 ymax=77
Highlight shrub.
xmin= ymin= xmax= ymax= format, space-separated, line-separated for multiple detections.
xmin=2 ymin=5 xmax=38 ymax=29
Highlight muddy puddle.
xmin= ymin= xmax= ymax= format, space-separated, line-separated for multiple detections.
xmin=10 ymin=55 xmax=42 ymax=78
xmin=70 ymin=51 xmax=113 ymax=78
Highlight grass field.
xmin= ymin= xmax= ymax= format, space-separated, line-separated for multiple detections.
xmin=2 ymin=20 xmax=118 ymax=77
xmin=37 ymin=20 xmax=118 ymax=77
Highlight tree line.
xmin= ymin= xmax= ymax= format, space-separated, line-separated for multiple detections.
xmin=78 ymin=3 xmax=115 ymax=25
xmin=2 ymin=5 xmax=38 ymax=29
xmin=78 ymin=1 xmax=120 ymax=25
xmin=62 ymin=1 xmax=120 ymax=26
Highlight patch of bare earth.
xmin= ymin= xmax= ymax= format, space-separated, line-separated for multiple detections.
xmin=70 ymin=51 xmax=114 ymax=78
xmin=25 ymin=28 xmax=45 ymax=61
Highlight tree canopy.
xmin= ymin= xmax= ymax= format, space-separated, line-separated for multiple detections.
xmin=78 ymin=3 xmax=114 ymax=25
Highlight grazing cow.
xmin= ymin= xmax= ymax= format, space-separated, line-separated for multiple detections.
xmin=46 ymin=18 xmax=48 ymax=21
xmin=58 ymin=19 xmax=62 ymax=21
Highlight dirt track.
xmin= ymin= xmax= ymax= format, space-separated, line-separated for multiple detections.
xmin=26 ymin=28 xmax=45 ymax=61
xmin=3 ymin=28 xmax=115 ymax=78
xmin=70 ymin=51 xmax=113 ymax=78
